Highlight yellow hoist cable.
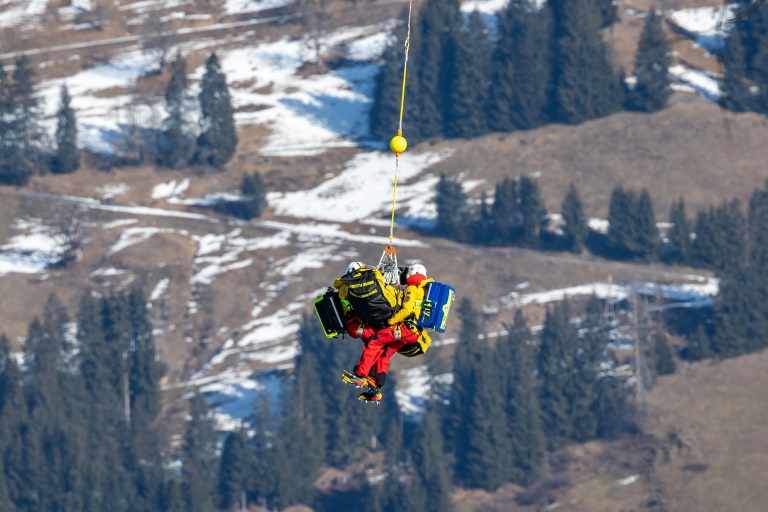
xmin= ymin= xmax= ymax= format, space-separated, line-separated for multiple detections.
xmin=387 ymin=0 xmax=413 ymax=246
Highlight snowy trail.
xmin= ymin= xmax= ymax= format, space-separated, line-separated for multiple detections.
xmin=0 ymin=187 xmax=713 ymax=281
xmin=0 ymin=14 xmax=297 ymax=61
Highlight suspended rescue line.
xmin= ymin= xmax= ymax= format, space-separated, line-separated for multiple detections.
xmin=378 ymin=0 xmax=414 ymax=286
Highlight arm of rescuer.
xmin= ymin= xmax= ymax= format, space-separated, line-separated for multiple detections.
xmin=387 ymin=284 xmax=422 ymax=326
xmin=333 ymin=277 xmax=348 ymax=300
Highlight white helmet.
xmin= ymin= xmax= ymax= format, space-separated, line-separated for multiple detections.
xmin=346 ymin=261 xmax=365 ymax=274
xmin=406 ymin=263 xmax=427 ymax=278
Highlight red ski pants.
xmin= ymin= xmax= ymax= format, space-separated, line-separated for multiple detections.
xmin=355 ymin=324 xmax=419 ymax=378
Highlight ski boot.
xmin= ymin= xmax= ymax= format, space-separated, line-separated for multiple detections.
xmin=357 ymin=389 xmax=383 ymax=404
xmin=341 ymin=370 xmax=376 ymax=389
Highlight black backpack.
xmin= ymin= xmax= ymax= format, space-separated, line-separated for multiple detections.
xmin=340 ymin=268 xmax=400 ymax=329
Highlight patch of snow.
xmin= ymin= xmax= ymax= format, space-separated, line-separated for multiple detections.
xmin=618 ymin=474 xmax=640 ymax=486
xmin=152 ymin=179 xmax=191 ymax=200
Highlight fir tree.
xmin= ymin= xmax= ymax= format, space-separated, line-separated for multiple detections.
xmin=218 ymin=428 xmax=253 ymax=511
xmin=520 ymin=175 xmax=547 ymax=248
xmin=596 ymin=0 xmax=619 ymax=28
xmin=686 ymin=323 xmax=713 ymax=361
xmin=741 ymin=2 xmax=768 ymax=113
xmin=537 ymin=302 xmax=576 ymax=449
xmin=635 ymin=188 xmax=658 ymax=258
xmin=127 ymin=288 xmax=164 ymax=427
xmin=721 ymin=24 xmax=751 ymax=112
xmin=561 ymin=183 xmax=589 ymax=253
xmin=496 ymin=309 xmax=545 ymax=483
xmin=445 ymin=14 xmax=488 ymax=138
xmin=606 ymin=186 xmax=637 ymax=258
xmin=250 ymin=393 xmax=280 ymax=507
xmin=654 ymin=332 xmax=676 ymax=375
xmin=411 ymin=408 xmax=453 ymax=511
xmin=666 ymin=198 xmax=691 ymax=264
xmin=747 ymin=181 xmax=768 ymax=269
xmin=240 ymin=172 xmax=267 ymax=219
xmin=417 ymin=0 xmax=464 ymax=140
xmin=551 ymin=0 xmax=623 ymax=124
xmin=568 ymin=300 xmax=605 ymax=443
xmin=435 ymin=173 xmax=470 ymax=241
xmin=0 ymin=57 xmax=39 ymax=185
xmin=196 ymin=53 xmax=237 ymax=168
xmin=627 ymin=8 xmax=672 ymax=112
xmin=445 ymin=298 xmax=483 ymax=458
xmin=369 ymin=27 xmax=407 ymax=141
xmin=52 ymin=84 xmax=80 ymax=174
xmin=690 ymin=207 xmax=719 ymax=269
xmin=182 ymin=392 xmax=218 ymax=512
xmin=462 ymin=347 xmax=509 ymax=490
xmin=487 ymin=1 xmax=553 ymax=131
xmin=491 ymin=177 xmax=522 ymax=245
xmin=593 ymin=377 xmax=632 ymax=439
xmin=158 ymin=53 xmax=194 ymax=168
xmin=279 ymin=352 xmax=325 ymax=506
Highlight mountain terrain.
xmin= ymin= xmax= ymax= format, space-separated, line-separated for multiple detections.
xmin=0 ymin=0 xmax=765 ymax=510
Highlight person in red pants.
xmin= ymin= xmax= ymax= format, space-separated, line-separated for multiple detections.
xmin=342 ymin=263 xmax=432 ymax=403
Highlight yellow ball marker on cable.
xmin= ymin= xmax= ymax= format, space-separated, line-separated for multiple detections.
xmin=390 ymin=133 xmax=407 ymax=155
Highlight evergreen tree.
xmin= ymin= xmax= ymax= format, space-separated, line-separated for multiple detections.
xmin=435 ymin=173 xmax=470 ymax=241
xmin=596 ymin=0 xmax=619 ymax=28
xmin=551 ymin=0 xmax=623 ymax=124
xmin=462 ymin=347 xmax=509 ymax=490
xmin=196 ymin=53 xmax=237 ymax=168
xmin=568 ymin=299 xmax=605 ymax=443
xmin=218 ymin=428 xmax=253 ymax=511
xmin=561 ymin=183 xmax=589 ymax=253
xmin=182 ymin=392 xmax=218 ymax=512
xmin=686 ymin=322 xmax=713 ymax=361
xmin=491 ymin=177 xmax=521 ymax=245
xmin=496 ymin=309 xmax=545 ymax=483
xmin=250 ymin=393 xmax=280 ymax=507
xmin=593 ymin=377 xmax=632 ymax=439
xmin=279 ymin=352 xmax=325 ymax=507
xmin=690 ymin=207 xmax=719 ymax=269
xmin=158 ymin=53 xmax=195 ymax=168
xmin=445 ymin=14 xmax=487 ymax=138
xmin=369 ymin=27 xmax=406 ymax=141
xmin=666 ymin=198 xmax=691 ymax=264
xmin=606 ymin=186 xmax=656 ymax=258
xmin=487 ymin=1 xmax=553 ymax=131
xmin=127 ymin=288 xmax=164 ymax=428
xmin=52 ymin=84 xmax=80 ymax=174
xmin=0 ymin=57 xmax=39 ymax=185
xmin=747 ymin=181 xmax=768 ymax=270
xmin=240 ymin=172 xmax=267 ymax=219
xmin=445 ymin=298 xmax=482 ymax=458
xmin=0 ymin=332 xmax=27 ymax=510
xmin=520 ymin=175 xmax=547 ymax=248
xmin=607 ymin=186 xmax=637 ymax=258
xmin=635 ymin=188 xmax=658 ymax=258
xmin=741 ymin=2 xmax=768 ymax=113
xmin=715 ymin=199 xmax=747 ymax=271
xmin=537 ymin=302 xmax=576 ymax=449
xmin=411 ymin=407 xmax=453 ymax=511
xmin=654 ymin=332 xmax=676 ymax=376
xmin=627 ymin=9 xmax=672 ymax=112
xmin=409 ymin=0 xmax=463 ymax=140
xmin=160 ymin=478 xmax=185 ymax=512
xmin=721 ymin=24 xmax=751 ymax=112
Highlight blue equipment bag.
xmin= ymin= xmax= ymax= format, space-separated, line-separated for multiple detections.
xmin=416 ymin=282 xmax=455 ymax=333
